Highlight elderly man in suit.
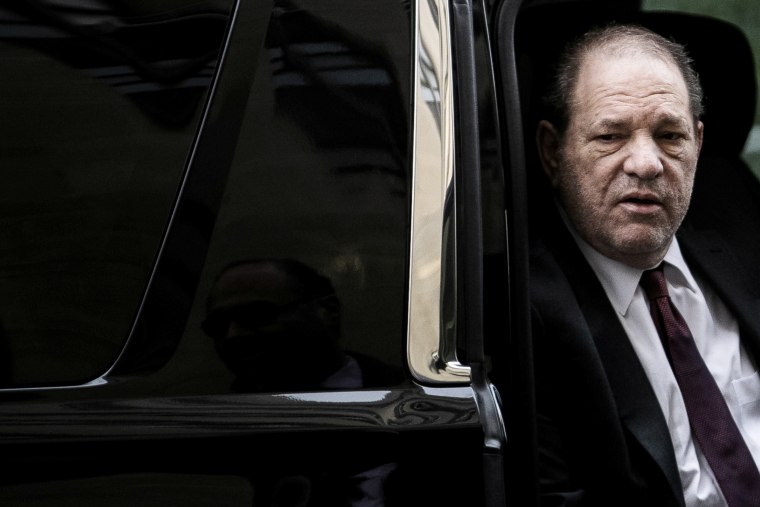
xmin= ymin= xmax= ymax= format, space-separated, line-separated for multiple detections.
xmin=531 ymin=24 xmax=760 ymax=507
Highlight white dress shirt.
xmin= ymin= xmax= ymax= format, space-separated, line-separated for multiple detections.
xmin=566 ymin=226 xmax=760 ymax=507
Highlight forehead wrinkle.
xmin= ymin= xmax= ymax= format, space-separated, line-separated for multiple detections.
xmin=574 ymin=53 xmax=690 ymax=100
xmin=581 ymin=82 xmax=687 ymax=105
xmin=578 ymin=88 xmax=690 ymax=124
xmin=590 ymin=105 xmax=690 ymax=126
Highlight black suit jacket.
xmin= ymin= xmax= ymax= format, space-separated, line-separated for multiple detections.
xmin=531 ymin=210 xmax=760 ymax=507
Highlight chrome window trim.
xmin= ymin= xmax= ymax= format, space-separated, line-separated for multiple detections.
xmin=408 ymin=0 xmax=471 ymax=384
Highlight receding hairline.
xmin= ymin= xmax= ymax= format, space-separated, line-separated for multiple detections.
xmin=571 ymin=47 xmax=691 ymax=109
xmin=575 ymin=39 xmax=695 ymax=122
xmin=575 ymin=26 xmax=683 ymax=65
xmin=544 ymin=24 xmax=704 ymax=133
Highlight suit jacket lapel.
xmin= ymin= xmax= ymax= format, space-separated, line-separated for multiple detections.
xmin=545 ymin=217 xmax=686 ymax=506
xmin=537 ymin=216 xmax=760 ymax=507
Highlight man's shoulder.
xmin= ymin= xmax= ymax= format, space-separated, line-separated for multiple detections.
xmin=529 ymin=228 xmax=599 ymax=338
xmin=529 ymin=211 xmax=593 ymax=296
xmin=529 ymin=212 xmax=625 ymax=345
xmin=678 ymin=226 xmax=760 ymax=298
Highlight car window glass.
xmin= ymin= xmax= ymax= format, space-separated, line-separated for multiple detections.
xmin=164 ymin=0 xmax=412 ymax=394
xmin=0 ymin=1 xmax=232 ymax=387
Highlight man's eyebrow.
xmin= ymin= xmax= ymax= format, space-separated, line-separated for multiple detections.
xmin=589 ymin=118 xmax=630 ymax=131
xmin=655 ymin=114 xmax=691 ymax=129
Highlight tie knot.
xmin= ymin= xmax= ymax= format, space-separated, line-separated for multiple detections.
xmin=640 ymin=265 xmax=669 ymax=300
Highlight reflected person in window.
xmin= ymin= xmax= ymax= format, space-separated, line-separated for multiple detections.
xmin=202 ymin=258 xmax=399 ymax=507
xmin=531 ymin=25 xmax=760 ymax=507
xmin=202 ymin=258 xmax=361 ymax=392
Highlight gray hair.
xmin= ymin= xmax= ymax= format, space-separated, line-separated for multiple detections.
xmin=544 ymin=24 xmax=704 ymax=135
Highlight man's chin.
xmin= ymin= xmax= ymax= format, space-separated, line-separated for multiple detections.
xmin=606 ymin=233 xmax=672 ymax=267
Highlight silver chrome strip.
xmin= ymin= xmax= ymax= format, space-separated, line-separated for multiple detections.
xmin=408 ymin=0 xmax=471 ymax=384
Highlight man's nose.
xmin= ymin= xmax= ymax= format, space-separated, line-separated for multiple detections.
xmin=622 ymin=136 xmax=664 ymax=179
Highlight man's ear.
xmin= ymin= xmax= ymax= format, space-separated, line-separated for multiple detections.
xmin=536 ymin=120 xmax=562 ymax=185
xmin=695 ymin=120 xmax=704 ymax=155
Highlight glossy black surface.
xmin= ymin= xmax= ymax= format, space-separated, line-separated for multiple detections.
xmin=0 ymin=0 xmax=233 ymax=387
xmin=110 ymin=0 xmax=413 ymax=397
xmin=0 ymin=387 xmax=482 ymax=506
xmin=0 ymin=387 xmax=478 ymax=442
xmin=0 ymin=0 xmax=493 ymax=505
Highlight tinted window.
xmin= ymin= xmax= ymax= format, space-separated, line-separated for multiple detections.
xmin=150 ymin=0 xmax=413 ymax=394
xmin=0 ymin=1 xmax=231 ymax=387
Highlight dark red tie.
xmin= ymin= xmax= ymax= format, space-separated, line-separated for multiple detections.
xmin=641 ymin=265 xmax=760 ymax=506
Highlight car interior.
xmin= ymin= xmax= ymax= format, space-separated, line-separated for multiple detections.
xmin=495 ymin=1 xmax=760 ymax=502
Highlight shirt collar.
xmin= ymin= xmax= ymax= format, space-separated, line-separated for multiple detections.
xmin=559 ymin=206 xmax=698 ymax=316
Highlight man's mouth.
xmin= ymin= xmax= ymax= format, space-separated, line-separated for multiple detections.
xmin=619 ymin=192 xmax=663 ymax=213
xmin=625 ymin=197 xmax=658 ymax=205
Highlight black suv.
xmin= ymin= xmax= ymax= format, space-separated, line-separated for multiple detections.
xmin=1 ymin=0 xmax=758 ymax=505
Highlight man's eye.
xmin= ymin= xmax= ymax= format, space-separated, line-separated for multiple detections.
xmin=596 ymin=134 xmax=620 ymax=142
xmin=659 ymin=132 xmax=685 ymax=141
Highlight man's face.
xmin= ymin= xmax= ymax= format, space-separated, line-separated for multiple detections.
xmin=537 ymin=51 xmax=703 ymax=268
xmin=203 ymin=262 xmax=342 ymax=389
